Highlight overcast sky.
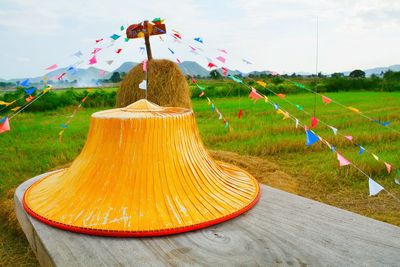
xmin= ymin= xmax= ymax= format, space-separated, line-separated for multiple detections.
xmin=1 ymin=0 xmax=399 ymax=79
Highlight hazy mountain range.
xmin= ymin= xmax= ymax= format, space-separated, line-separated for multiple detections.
xmin=1 ymin=62 xmax=400 ymax=84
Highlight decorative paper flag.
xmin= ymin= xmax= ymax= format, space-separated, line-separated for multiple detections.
xmin=57 ymin=72 xmax=66 ymax=80
xmin=358 ymin=146 xmax=365 ymax=155
xmin=207 ymin=62 xmax=217 ymax=68
xmin=199 ymin=91 xmax=204 ymax=97
xmin=92 ymin=48 xmax=102 ymax=54
xmin=176 ymin=58 xmax=181 ymax=64
xmin=0 ymin=100 xmax=15 ymax=106
xmin=67 ymin=66 xmax=77 ymax=74
xmin=89 ymin=55 xmax=97 ymax=65
xmin=373 ymin=120 xmax=390 ymax=126
xmin=310 ymin=117 xmax=318 ymax=129
xmin=125 ymin=37 xmax=129 ymax=42
xmin=142 ymin=60 xmax=148 ymax=72
xmin=116 ymin=48 xmax=122 ymax=54
xmin=173 ymin=33 xmax=182 ymax=39
xmin=306 ymin=129 xmax=319 ymax=146
xmin=369 ymin=178 xmax=384 ymax=196
xmin=249 ymin=88 xmax=263 ymax=102
xmin=211 ymin=103 xmax=215 ymax=111
xmin=110 ymin=34 xmax=120 ymax=40
xmin=215 ymin=108 xmax=222 ymax=120
xmin=46 ymin=64 xmax=58 ymax=71
xmin=216 ymin=56 xmax=226 ymax=63
xmin=139 ymin=80 xmax=147 ymax=90
xmin=263 ymin=96 xmax=269 ymax=103
xmin=347 ymin=106 xmax=361 ymax=113
xmin=295 ymin=118 xmax=299 ymax=128
xmin=277 ymin=93 xmax=286 ymax=99
xmin=106 ymin=60 xmax=114 ymax=65
xmin=99 ymin=70 xmax=106 ymax=77
xmin=322 ymin=95 xmax=332 ymax=105
xmin=73 ymin=51 xmax=83 ymax=58
xmin=25 ymin=95 xmax=34 ymax=102
xmin=337 ymin=153 xmax=351 ymax=167
xmin=191 ymin=78 xmax=197 ymax=84
xmin=293 ymin=82 xmax=305 ymax=89
xmin=372 ymin=154 xmax=379 ymax=161
xmin=295 ymin=104 xmax=303 ymax=111
xmin=384 ymin=162 xmax=392 ymax=174
xmin=218 ymin=49 xmax=228 ymax=54
xmin=273 ymin=103 xmax=279 ymax=110
xmin=24 ymin=87 xmax=36 ymax=95
xmin=120 ymin=25 xmax=124 ymax=31
xmin=95 ymin=38 xmax=103 ymax=43
xmin=194 ymin=37 xmax=203 ymax=43
xmin=328 ymin=125 xmax=338 ymax=135
xmin=256 ymin=81 xmax=266 ymax=87
xmin=20 ymin=79 xmax=30 ymax=87
xmin=43 ymin=85 xmax=52 ymax=94
xmin=345 ymin=135 xmax=353 ymax=141
xmin=242 ymin=59 xmax=252 ymax=64
xmin=0 ymin=117 xmax=10 ymax=134
xmin=228 ymin=75 xmax=243 ymax=84
xmin=207 ymin=97 xmax=211 ymax=105
xmin=60 ymin=124 xmax=68 ymax=129
xmin=196 ymin=84 xmax=205 ymax=91
xmin=225 ymin=121 xmax=229 ymax=129
xmin=168 ymin=48 xmax=175 ymax=54
xmin=221 ymin=67 xmax=228 ymax=76
xmin=11 ymin=106 xmax=21 ymax=111
xmin=277 ymin=109 xmax=289 ymax=120
xmin=238 ymin=109 xmax=243 ymax=119
xmin=395 ymin=179 xmax=400 ymax=186
xmin=189 ymin=45 xmax=196 ymax=51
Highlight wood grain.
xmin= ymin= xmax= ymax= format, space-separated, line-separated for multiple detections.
xmin=15 ymin=171 xmax=400 ymax=267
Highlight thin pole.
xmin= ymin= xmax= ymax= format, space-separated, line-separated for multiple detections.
xmin=313 ymin=16 xmax=319 ymax=117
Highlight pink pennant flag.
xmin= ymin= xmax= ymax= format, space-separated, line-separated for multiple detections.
xmin=249 ymin=88 xmax=263 ymax=102
xmin=345 ymin=135 xmax=353 ymax=141
xmin=57 ymin=72 xmax=66 ymax=80
xmin=199 ymin=91 xmax=204 ymax=97
xmin=99 ymin=70 xmax=106 ymax=77
xmin=189 ymin=45 xmax=196 ymax=51
xmin=116 ymin=48 xmax=122 ymax=54
xmin=95 ymin=38 xmax=103 ymax=43
xmin=46 ymin=64 xmax=58 ymax=71
xmin=322 ymin=95 xmax=332 ymax=105
xmin=218 ymin=49 xmax=228 ymax=54
xmin=216 ymin=56 xmax=226 ymax=63
xmin=221 ymin=67 xmax=228 ymax=76
xmin=310 ymin=117 xmax=318 ymax=129
xmin=384 ymin=162 xmax=392 ymax=174
xmin=207 ymin=62 xmax=217 ymax=68
xmin=92 ymin=48 xmax=102 ymax=54
xmin=142 ymin=60 xmax=148 ymax=72
xmin=337 ymin=153 xmax=351 ymax=167
xmin=0 ymin=117 xmax=10 ymax=134
xmin=277 ymin=93 xmax=286 ymax=99
xmin=89 ymin=55 xmax=97 ymax=65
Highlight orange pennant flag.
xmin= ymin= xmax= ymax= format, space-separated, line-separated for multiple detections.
xmin=322 ymin=95 xmax=331 ymax=105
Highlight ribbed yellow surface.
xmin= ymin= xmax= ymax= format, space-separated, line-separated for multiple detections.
xmin=24 ymin=100 xmax=259 ymax=235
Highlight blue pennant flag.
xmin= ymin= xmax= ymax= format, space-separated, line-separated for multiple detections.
xmin=60 ymin=124 xmax=68 ymax=129
xmin=306 ymin=130 xmax=319 ymax=146
xmin=24 ymin=87 xmax=36 ymax=95
xmin=194 ymin=37 xmax=203 ymax=43
xmin=168 ymin=48 xmax=175 ymax=54
xmin=358 ymin=145 xmax=365 ymax=155
xmin=373 ymin=120 xmax=390 ymax=126
xmin=331 ymin=145 xmax=335 ymax=152
xmin=110 ymin=34 xmax=120 ymax=40
xmin=274 ymin=104 xmax=279 ymax=110
xmin=211 ymin=103 xmax=215 ymax=111
xmin=20 ymin=79 xmax=30 ymax=87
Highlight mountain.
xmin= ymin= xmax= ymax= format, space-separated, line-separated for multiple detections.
xmin=178 ymin=61 xmax=209 ymax=77
xmin=343 ymin=65 xmax=400 ymax=77
xmin=113 ymin=62 xmax=137 ymax=73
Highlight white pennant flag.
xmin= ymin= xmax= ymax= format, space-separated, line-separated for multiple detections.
xmin=394 ymin=179 xmax=400 ymax=186
xmin=139 ymin=80 xmax=147 ymax=90
xmin=295 ymin=118 xmax=299 ymax=128
xmin=369 ymin=178 xmax=384 ymax=196
xmin=328 ymin=125 xmax=338 ymax=135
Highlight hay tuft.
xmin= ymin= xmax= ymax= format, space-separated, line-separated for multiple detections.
xmin=116 ymin=59 xmax=192 ymax=108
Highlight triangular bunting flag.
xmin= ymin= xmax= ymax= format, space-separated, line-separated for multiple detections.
xmin=369 ymin=178 xmax=384 ymax=196
xmin=0 ymin=117 xmax=10 ymax=134
xmin=337 ymin=153 xmax=351 ymax=167
xmin=306 ymin=130 xmax=319 ymax=146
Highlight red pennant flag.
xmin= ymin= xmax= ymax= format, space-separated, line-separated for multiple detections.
xmin=322 ymin=95 xmax=332 ymax=105
xmin=57 ymin=72 xmax=66 ymax=80
xmin=95 ymin=38 xmax=103 ymax=43
xmin=249 ymin=88 xmax=263 ymax=102
xmin=207 ymin=62 xmax=217 ymax=68
xmin=0 ymin=117 xmax=10 ymax=134
xmin=173 ymin=33 xmax=182 ymax=39
xmin=221 ymin=67 xmax=228 ymax=76
xmin=116 ymin=48 xmax=122 ymax=54
xmin=92 ymin=48 xmax=102 ymax=54
xmin=199 ymin=91 xmax=204 ymax=97
xmin=277 ymin=93 xmax=286 ymax=99
xmin=310 ymin=117 xmax=318 ymax=129
xmin=238 ymin=109 xmax=243 ymax=119
xmin=191 ymin=78 xmax=197 ymax=84
xmin=25 ymin=95 xmax=34 ymax=102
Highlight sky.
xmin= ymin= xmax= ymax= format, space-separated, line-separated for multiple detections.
xmin=0 ymin=0 xmax=400 ymax=79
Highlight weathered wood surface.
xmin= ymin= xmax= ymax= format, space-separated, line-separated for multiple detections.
xmin=15 ymin=171 xmax=400 ymax=267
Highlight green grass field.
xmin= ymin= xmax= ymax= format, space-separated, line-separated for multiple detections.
xmin=1 ymin=91 xmax=400 ymax=266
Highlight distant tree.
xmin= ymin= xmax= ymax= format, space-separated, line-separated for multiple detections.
xmin=317 ymin=72 xmax=325 ymax=78
xmin=349 ymin=69 xmax=365 ymax=78
xmin=110 ymin=72 xmax=122 ymax=83
xmin=210 ymin=70 xmax=222 ymax=79
xmin=331 ymin=72 xmax=344 ymax=78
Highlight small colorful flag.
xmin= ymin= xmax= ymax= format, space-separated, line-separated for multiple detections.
xmin=207 ymin=62 xmax=217 ymax=68
xmin=310 ymin=117 xmax=318 ymax=129
xmin=0 ymin=117 xmax=10 ymax=134
xmin=345 ymin=135 xmax=353 ymax=141
xmin=20 ymin=79 xmax=30 ymax=87
xmin=73 ymin=51 xmax=83 ymax=58
xmin=249 ymin=88 xmax=263 ymax=102
xmin=139 ymin=80 xmax=147 ymax=90
xmin=295 ymin=104 xmax=303 ymax=111
xmin=25 ymin=95 xmax=34 ymax=102
xmin=347 ymin=106 xmax=361 ymax=113
xmin=96 ymin=38 xmax=103 ymax=43
xmin=221 ymin=67 xmax=228 ymax=76
xmin=384 ymin=162 xmax=392 ymax=174
xmin=142 ymin=60 xmax=148 ymax=72
xmin=218 ymin=49 xmax=228 ymax=54
xmin=256 ymin=81 xmax=266 ymax=87
xmin=110 ymin=34 xmax=120 ymax=40
xmin=199 ymin=91 xmax=204 ymax=97
xmin=24 ymin=87 xmax=36 ymax=95
xmin=168 ymin=48 xmax=175 ymax=54
xmin=358 ymin=146 xmax=365 ymax=155
xmin=116 ymin=48 xmax=122 ymax=54
xmin=306 ymin=129 xmax=319 ymax=146
xmin=216 ymin=56 xmax=226 ymax=63
xmin=337 ymin=153 xmax=351 ymax=166
xmin=322 ymin=95 xmax=332 ymax=105
xmin=277 ymin=93 xmax=285 ymax=99
xmin=46 ymin=64 xmax=58 ymax=71
xmin=369 ymin=178 xmax=384 ymax=196
xmin=238 ymin=109 xmax=243 ymax=119
xmin=194 ymin=37 xmax=203 ymax=43
xmin=89 ymin=55 xmax=97 ymax=65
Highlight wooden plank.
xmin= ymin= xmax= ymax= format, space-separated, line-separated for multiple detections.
xmin=15 ymin=171 xmax=400 ymax=267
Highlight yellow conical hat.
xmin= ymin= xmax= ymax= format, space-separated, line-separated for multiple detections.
xmin=23 ymin=100 xmax=260 ymax=236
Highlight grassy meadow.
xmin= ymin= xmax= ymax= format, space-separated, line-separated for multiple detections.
xmin=0 ymin=90 xmax=400 ymax=265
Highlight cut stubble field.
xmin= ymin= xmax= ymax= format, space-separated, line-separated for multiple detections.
xmin=0 ymin=91 xmax=399 ymax=266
